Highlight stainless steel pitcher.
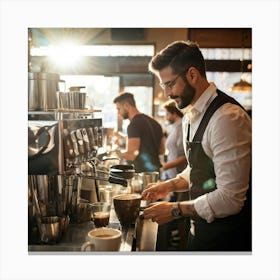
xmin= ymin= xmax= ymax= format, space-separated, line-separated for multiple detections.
xmin=28 ymin=72 xmax=65 ymax=111
xmin=141 ymin=171 xmax=159 ymax=188
xmin=135 ymin=213 xmax=158 ymax=251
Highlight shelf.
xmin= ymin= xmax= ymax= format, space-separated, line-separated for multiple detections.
xmin=28 ymin=109 xmax=102 ymax=121
xmin=28 ymin=109 xmax=102 ymax=114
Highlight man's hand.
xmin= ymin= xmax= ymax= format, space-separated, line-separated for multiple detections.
xmin=141 ymin=182 xmax=171 ymax=201
xmin=143 ymin=200 xmax=200 ymax=224
xmin=160 ymin=162 xmax=168 ymax=171
xmin=143 ymin=201 xmax=174 ymax=225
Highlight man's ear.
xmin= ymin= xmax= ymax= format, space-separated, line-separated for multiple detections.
xmin=187 ymin=67 xmax=199 ymax=85
xmin=123 ymin=102 xmax=129 ymax=110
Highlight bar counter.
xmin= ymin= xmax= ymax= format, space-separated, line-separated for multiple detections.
xmin=28 ymin=209 xmax=136 ymax=253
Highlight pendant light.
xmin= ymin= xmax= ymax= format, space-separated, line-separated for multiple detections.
xmin=230 ymin=75 xmax=252 ymax=92
xmin=229 ymin=30 xmax=252 ymax=93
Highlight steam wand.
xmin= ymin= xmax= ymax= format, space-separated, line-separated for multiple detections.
xmin=77 ymin=171 xmax=128 ymax=187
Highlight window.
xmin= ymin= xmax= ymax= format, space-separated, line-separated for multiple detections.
xmin=60 ymin=75 xmax=120 ymax=128
xmin=202 ymin=48 xmax=252 ymax=110
xmin=31 ymin=43 xmax=155 ymax=129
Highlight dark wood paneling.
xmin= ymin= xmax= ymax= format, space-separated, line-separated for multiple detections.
xmin=111 ymin=28 xmax=145 ymax=41
xmin=205 ymin=59 xmax=252 ymax=72
xmin=119 ymin=73 xmax=153 ymax=87
xmin=188 ymin=28 xmax=252 ymax=48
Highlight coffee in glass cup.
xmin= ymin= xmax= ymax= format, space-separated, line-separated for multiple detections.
xmin=90 ymin=202 xmax=111 ymax=227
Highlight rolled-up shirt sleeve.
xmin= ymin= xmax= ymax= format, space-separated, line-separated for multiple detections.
xmin=193 ymin=103 xmax=251 ymax=223
xmin=177 ymin=165 xmax=190 ymax=182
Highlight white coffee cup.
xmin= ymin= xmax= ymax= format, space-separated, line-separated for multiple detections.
xmin=81 ymin=227 xmax=122 ymax=251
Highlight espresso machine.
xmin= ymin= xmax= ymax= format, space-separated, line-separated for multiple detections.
xmin=28 ymin=111 xmax=132 ymax=245
xmin=28 ymin=116 xmax=98 ymax=242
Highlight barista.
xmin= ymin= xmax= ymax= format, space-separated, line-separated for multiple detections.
xmin=113 ymin=92 xmax=165 ymax=173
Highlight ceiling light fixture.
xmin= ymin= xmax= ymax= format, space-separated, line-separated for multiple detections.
xmin=229 ymin=31 xmax=252 ymax=93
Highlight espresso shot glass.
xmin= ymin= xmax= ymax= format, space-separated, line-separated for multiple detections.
xmin=90 ymin=202 xmax=111 ymax=228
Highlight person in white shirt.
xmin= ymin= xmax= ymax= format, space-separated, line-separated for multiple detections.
xmin=142 ymin=40 xmax=251 ymax=251
xmin=159 ymin=99 xmax=188 ymax=250
xmin=161 ymin=99 xmax=187 ymax=180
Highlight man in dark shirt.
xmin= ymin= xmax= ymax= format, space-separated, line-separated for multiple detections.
xmin=113 ymin=92 xmax=165 ymax=173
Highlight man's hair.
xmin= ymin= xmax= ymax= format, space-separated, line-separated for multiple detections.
xmin=163 ymin=99 xmax=184 ymax=118
xmin=148 ymin=40 xmax=206 ymax=77
xmin=113 ymin=92 xmax=136 ymax=107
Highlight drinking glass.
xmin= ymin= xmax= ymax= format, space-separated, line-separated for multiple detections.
xmin=90 ymin=202 xmax=111 ymax=227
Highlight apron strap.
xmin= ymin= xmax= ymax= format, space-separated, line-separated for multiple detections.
xmin=193 ymin=89 xmax=246 ymax=142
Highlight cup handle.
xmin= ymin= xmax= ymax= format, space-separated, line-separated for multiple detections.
xmin=81 ymin=241 xmax=95 ymax=251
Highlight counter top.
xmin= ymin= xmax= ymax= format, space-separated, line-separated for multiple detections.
xmin=28 ymin=209 xmax=135 ymax=253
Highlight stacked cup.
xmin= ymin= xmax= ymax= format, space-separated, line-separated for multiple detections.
xmin=57 ymin=91 xmax=86 ymax=110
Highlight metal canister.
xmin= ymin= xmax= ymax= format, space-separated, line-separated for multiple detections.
xmin=28 ymin=72 xmax=65 ymax=111
xmin=135 ymin=213 xmax=158 ymax=251
xmin=68 ymin=91 xmax=86 ymax=109
xmin=141 ymin=171 xmax=159 ymax=188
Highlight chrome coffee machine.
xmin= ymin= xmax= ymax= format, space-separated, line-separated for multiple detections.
xmin=28 ymin=117 xmax=105 ymax=244
xmin=28 ymin=114 xmax=132 ymax=245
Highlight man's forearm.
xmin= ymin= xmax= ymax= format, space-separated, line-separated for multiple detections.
xmin=178 ymin=200 xmax=200 ymax=219
xmin=116 ymin=149 xmax=138 ymax=161
xmin=162 ymin=155 xmax=187 ymax=170
xmin=166 ymin=177 xmax=200 ymax=219
xmin=167 ymin=176 xmax=189 ymax=192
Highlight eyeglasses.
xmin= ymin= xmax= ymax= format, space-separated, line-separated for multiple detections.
xmin=159 ymin=69 xmax=189 ymax=90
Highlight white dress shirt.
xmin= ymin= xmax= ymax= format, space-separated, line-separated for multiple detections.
xmin=178 ymin=83 xmax=251 ymax=223
xmin=162 ymin=118 xmax=185 ymax=180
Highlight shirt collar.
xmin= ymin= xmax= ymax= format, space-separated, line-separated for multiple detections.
xmin=182 ymin=83 xmax=217 ymax=123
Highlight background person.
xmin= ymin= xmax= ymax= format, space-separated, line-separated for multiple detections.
xmin=158 ymin=99 xmax=188 ymax=250
xmin=161 ymin=99 xmax=187 ymax=181
xmin=142 ymin=40 xmax=252 ymax=251
xmin=113 ymin=92 xmax=165 ymax=173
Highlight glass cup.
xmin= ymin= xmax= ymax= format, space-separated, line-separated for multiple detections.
xmin=90 ymin=202 xmax=111 ymax=228
xmin=98 ymin=184 xmax=121 ymax=205
xmin=130 ymin=173 xmax=143 ymax=194
xmin=98 ymin=185 xmax=114 ymax=204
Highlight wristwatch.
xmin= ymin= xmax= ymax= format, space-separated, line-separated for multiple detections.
xmin=171 ymin=202 xmax=182 ymax=219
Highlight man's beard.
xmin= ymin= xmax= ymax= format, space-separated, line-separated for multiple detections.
xmin=171 ymin=79 xmax=195 ymax=109
xmin=122 ymin=109 xmax=129 ymax=119
xmin=167 ymin=116 xmax=175 ymax=124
